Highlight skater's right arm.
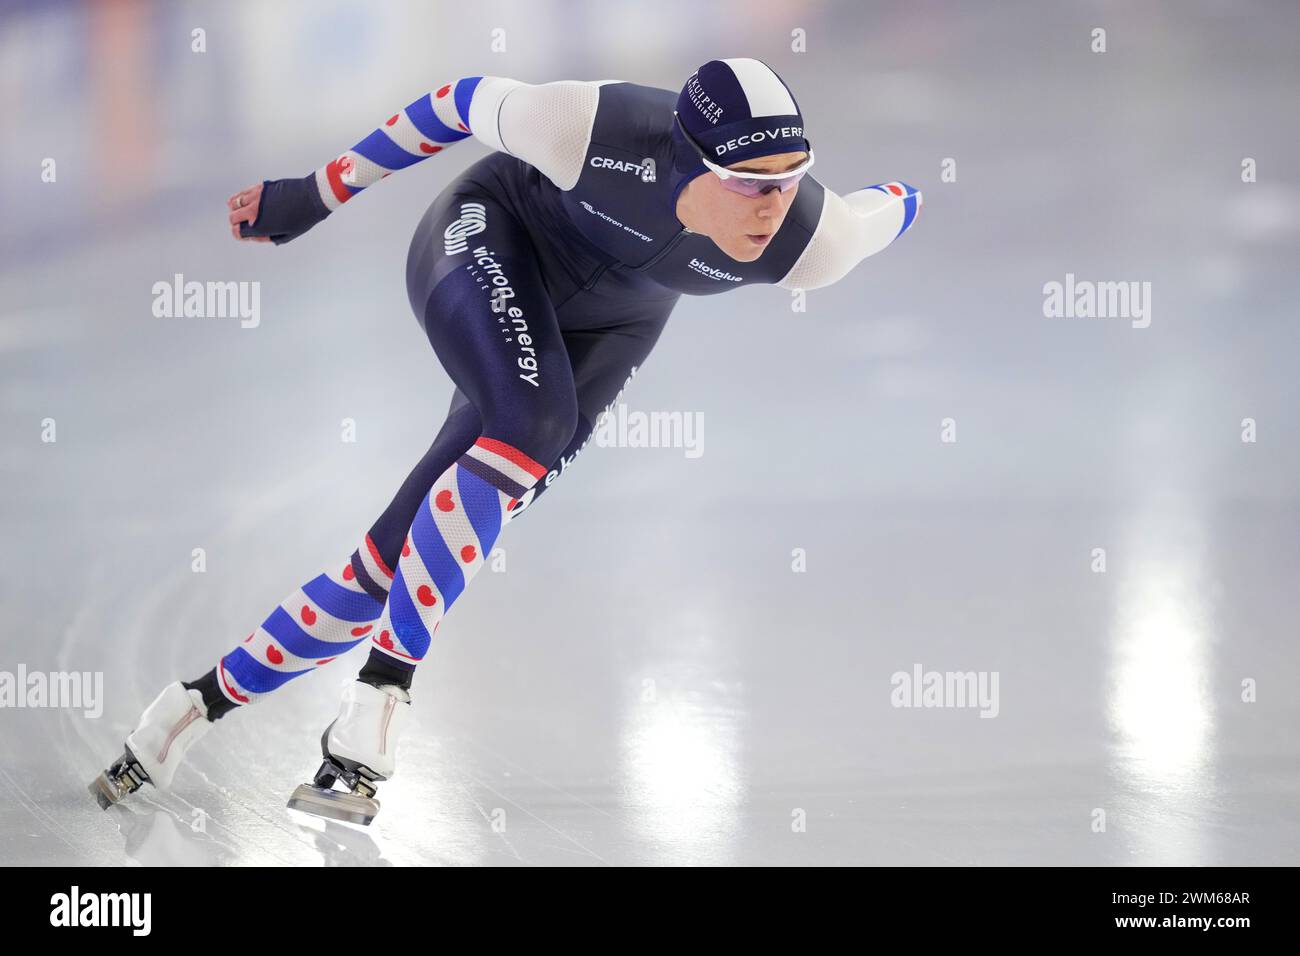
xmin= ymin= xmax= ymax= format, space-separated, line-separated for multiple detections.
xmin=775 ymin=182 xmax=923 ymax=291
xmin=229 ymin=76 xmax=604 ymax=244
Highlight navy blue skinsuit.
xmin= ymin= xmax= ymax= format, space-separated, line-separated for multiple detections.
xmin=365 ymin=82 xmax=827 ymax=572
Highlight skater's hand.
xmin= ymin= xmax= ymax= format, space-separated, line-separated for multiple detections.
xmin=228 ymin=183 xmax=270 ymax=242
xmin=229 ymin=174 xmax=332 ymax=245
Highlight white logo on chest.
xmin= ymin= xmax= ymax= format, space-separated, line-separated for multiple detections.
xmin=589 ymin=156 xmax=656 ymax=183
xmin=687 ymin=257 xmax=743 ymax=282
xmin=444 ymin=202 xmax=487 ymax=254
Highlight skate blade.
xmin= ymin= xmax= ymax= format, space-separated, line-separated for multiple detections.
xmin=88 ymin=773 xmax=121 ymax=811
xmin=286 ymin=784 xmax=380 ymax=826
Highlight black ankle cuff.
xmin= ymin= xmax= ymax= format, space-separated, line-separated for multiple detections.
xmin=183 ymin=669 xmax=238 ymax=721
xmin=358 ymin=648 xmax=416 ymax=692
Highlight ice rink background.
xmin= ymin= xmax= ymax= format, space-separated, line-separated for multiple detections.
xmin=1 ymin=0 xmax=1297 ymax=865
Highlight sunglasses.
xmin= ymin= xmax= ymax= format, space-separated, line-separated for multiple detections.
xmin=673 ymin=111 xmax=814 ymax=197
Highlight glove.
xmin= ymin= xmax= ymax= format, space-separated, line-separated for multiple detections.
xmin=239 ymin=173 xmax=331 ymax=244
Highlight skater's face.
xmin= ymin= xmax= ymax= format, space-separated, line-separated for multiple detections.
xmin=676 ymin=151 xmax=807 ymax=262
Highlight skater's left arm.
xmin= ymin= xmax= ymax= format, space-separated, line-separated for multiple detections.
xmin=776 ymin=182 xmax=923 ymax=291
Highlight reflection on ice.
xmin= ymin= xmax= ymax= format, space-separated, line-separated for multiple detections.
xmin=1107 ymin=503 xmax=1217 ymax=863
xmin=620 ymin=614 xmax=745 ymax=863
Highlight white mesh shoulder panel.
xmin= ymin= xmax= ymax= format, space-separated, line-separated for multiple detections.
xmin=777 ymin=186 xmax=909 ymax=291
xmin=486 ymin=80 xmax=619 ymax=191
xmin=467 ymin=77 xmax=524 ymax=152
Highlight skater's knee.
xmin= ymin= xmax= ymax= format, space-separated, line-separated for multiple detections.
xmin=485 ymin=404 xmax=578 ymax=470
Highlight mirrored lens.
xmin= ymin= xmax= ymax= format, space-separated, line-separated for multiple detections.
xmin=719 ymin=170 xmax=807 ymax=197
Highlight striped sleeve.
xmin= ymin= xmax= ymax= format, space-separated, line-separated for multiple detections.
xmin=777 ymin=182 xmax=923 ymax=291
xmin=311 ymin=76 xmax=520 ymax=212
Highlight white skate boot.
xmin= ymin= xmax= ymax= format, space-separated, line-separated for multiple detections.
xmin=286 ymin=680 xmax=411 ymax=826
xmin=89 ymin=681 xmax=212 ymax=809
